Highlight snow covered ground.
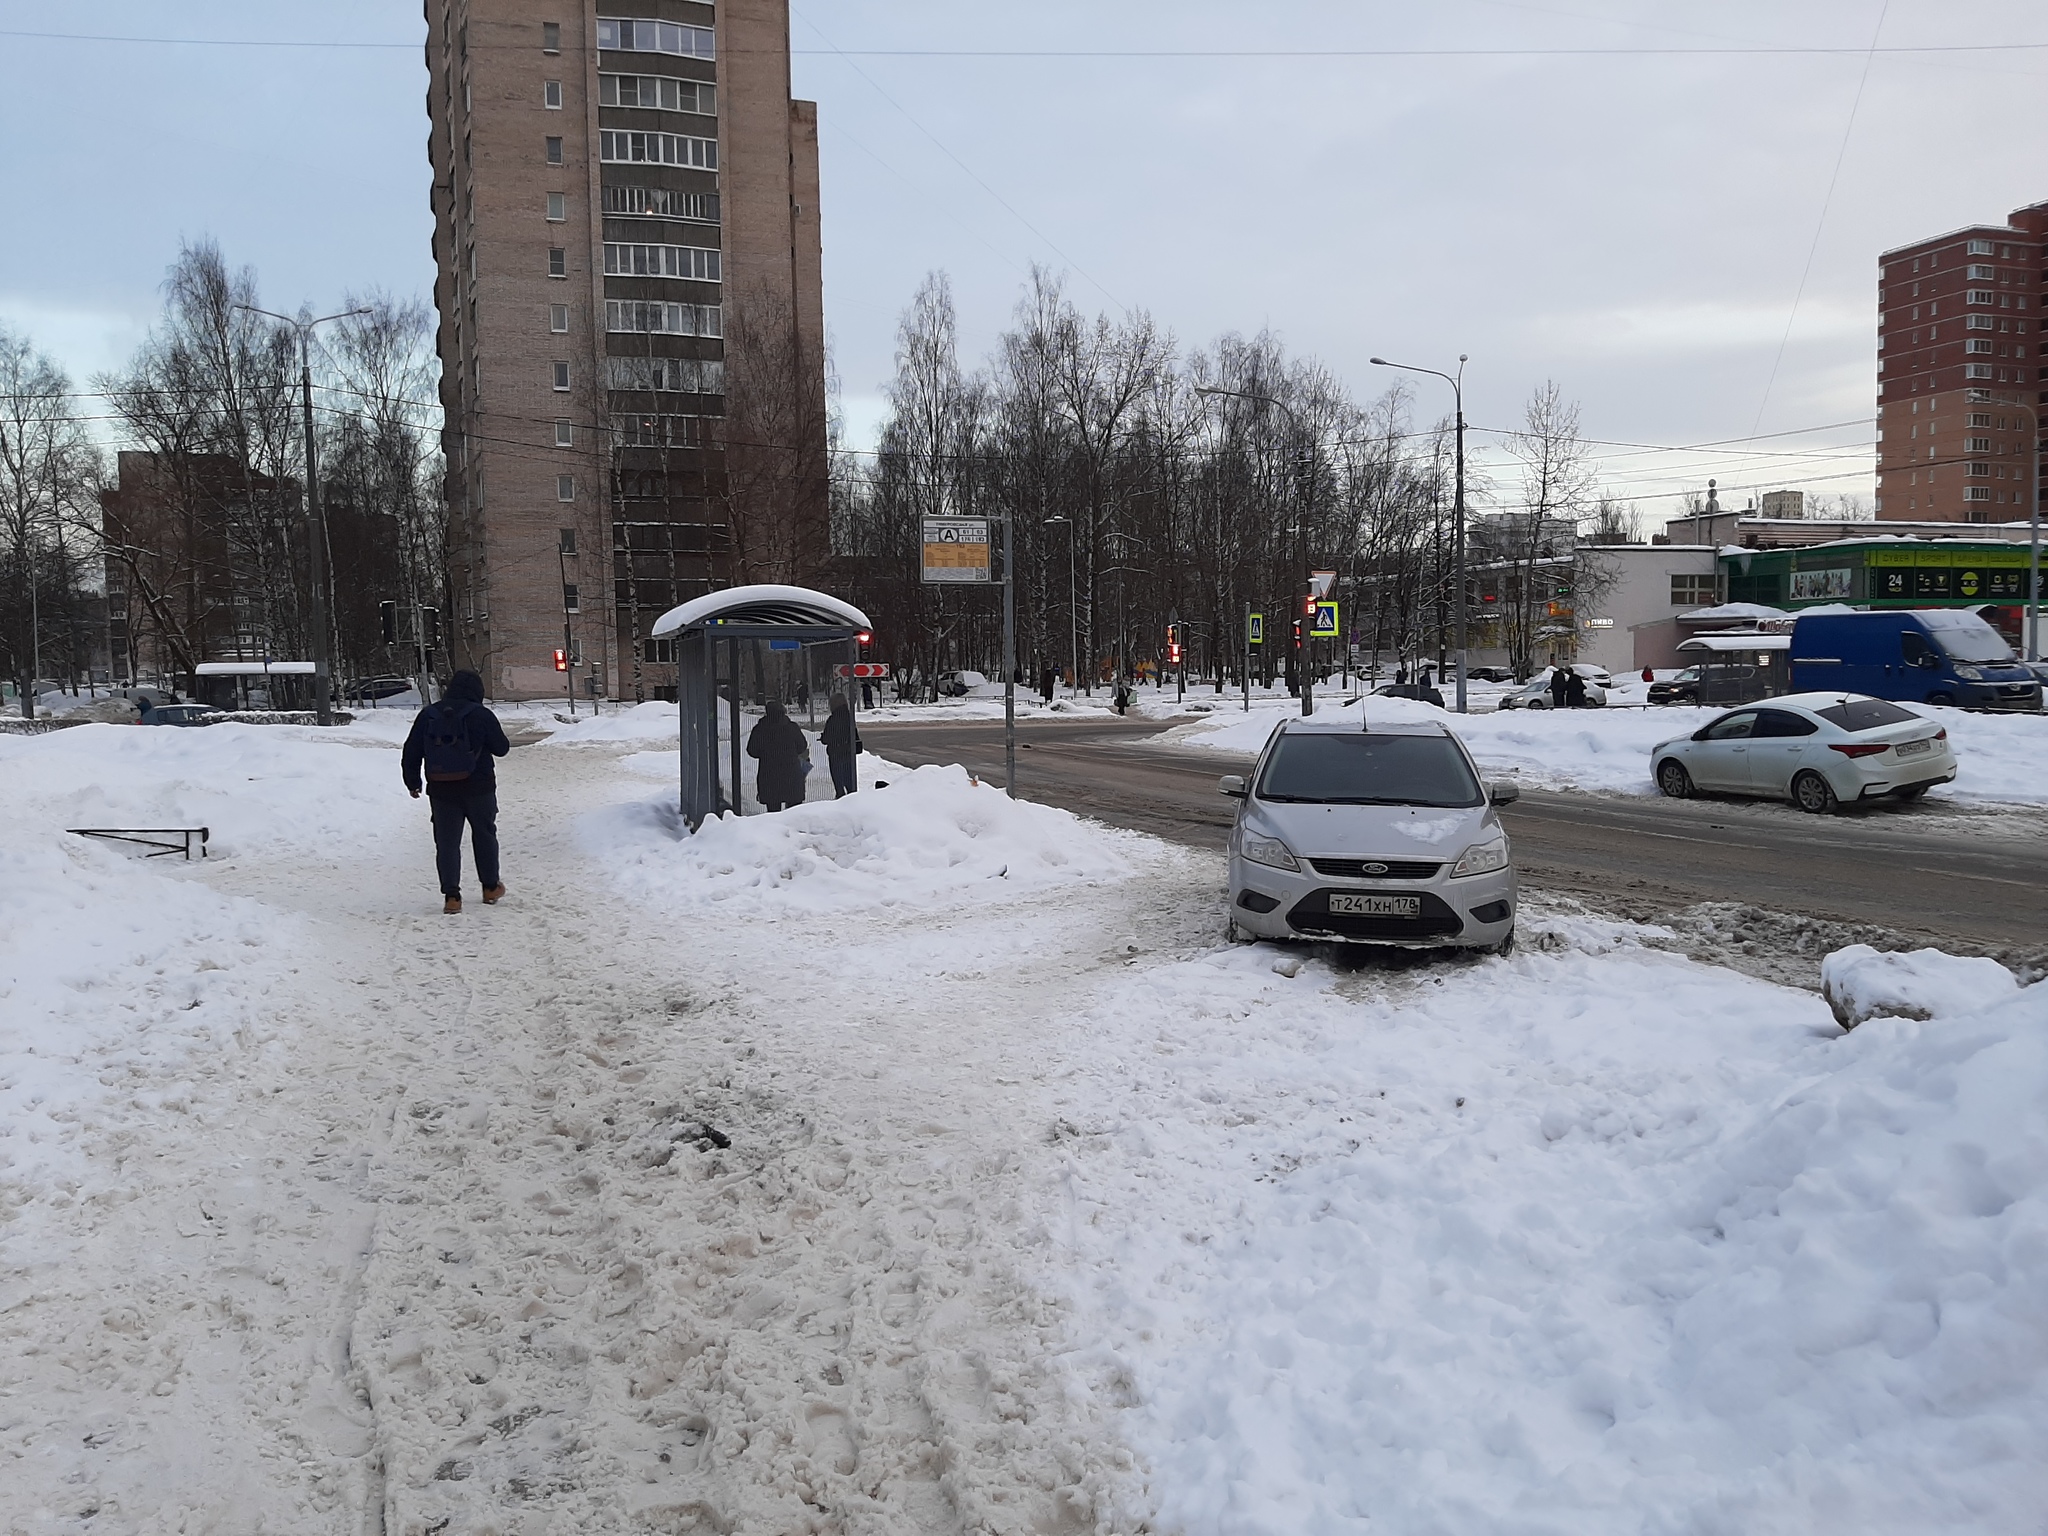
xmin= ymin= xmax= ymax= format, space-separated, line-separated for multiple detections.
xmin=1162 ymin=691 xmax=2048 ymax=806
xmin=4 ymin=717 xmax=2045 ymax=1533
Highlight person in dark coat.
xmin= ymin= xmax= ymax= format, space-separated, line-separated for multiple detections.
xmin=820 ymin=692 xmax=861 ymax=798
xmin=402 ymin=669 xmax=511 ymax=914
xmin=1548 ymin=666 xmax=1571 ymax=708
xmin=746 ymin=700 xmax=809 ymax=811
xmin=1565 ymin=669 xmax=1590 ymax=708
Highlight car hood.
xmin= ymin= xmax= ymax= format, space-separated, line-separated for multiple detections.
xmin=1246 ymin=799 xmax=1496 ymax=858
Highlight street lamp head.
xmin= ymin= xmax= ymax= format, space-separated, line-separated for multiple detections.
xmin=1369 ymin=358 xmax=1388 ymax=366
xmin=1458 ymin=353 xmax=1468 ymax=363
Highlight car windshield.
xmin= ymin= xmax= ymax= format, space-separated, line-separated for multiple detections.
xmin=1918 ymin=610 xmax=2015 ymax=664
xmin=1257 ymin=732 xmax=1483 ymax=807
xmin=1814 ymin=698 xmax=1921 ymax=732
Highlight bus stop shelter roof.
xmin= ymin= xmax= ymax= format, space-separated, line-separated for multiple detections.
xmin=650 ymin=584 xmax=869 ymax=640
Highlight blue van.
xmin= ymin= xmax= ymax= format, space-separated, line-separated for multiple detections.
xmin=1788 ymin=609 xmax=2041 ymax=710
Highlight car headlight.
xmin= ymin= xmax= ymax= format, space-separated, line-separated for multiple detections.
xmin=1953 ymin=665 xmax=1983 ymax=681
xmin=1450 ymin=834 xmax=1509 ymax=878
xmin=1240 ymin=834 xmax=1300 ymax=872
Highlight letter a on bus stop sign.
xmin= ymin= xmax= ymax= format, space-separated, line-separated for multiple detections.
xmin=1247 ymin=612 xmax=1264 ymax=646
xmin=1310 ymin=600 xmax=1340 ymax=639
xmin=921 ymin=518 xmax=991 ymax=583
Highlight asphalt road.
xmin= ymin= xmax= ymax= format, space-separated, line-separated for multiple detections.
xmin=859 ymin=713 xmax=2047 ymax=950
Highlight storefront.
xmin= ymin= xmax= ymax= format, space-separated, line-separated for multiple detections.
xmin=1722 ymin=539 xmax=2038 ymax=637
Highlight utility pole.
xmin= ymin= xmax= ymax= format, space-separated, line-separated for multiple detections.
xmin=1002 ymin=510 xmax=1017 ymax=799
xmin=236 ymin=304 xmax=370 ymax=725
xmin=1372 ymin=355 xmax=1470 ymax=712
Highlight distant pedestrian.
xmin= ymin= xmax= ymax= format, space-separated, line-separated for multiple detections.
xmin=402 ymin=669 xmax=511 ymax=914
xmin=795 ymin=677 xmax=811 ymax=712
xmin=746 ymin=700 xmax=810 ymax=812
xmin=821 ymin=693 xmax=861 ymax=798
xmin=1565 ymin=670 xmax=1589 ymax=708
xmin=1642 ymin=665 xmax=1655 ymax=683
xmin=1548 ymin=666 xmax=1571 ymax=708
xmin=861 ymin=679 xmax=874 ymax=709
xmin=1114 ymin=680 xmax=1131 ymax=715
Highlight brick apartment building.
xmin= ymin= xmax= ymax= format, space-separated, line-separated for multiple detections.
xmin=1875 ymin=200 xmax=2046 ymax=525
xmin=426 ymin=0 xmax=828 ymax=701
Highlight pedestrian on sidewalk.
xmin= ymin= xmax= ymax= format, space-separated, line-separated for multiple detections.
xmin=746 ymin=699 xmax=810 ymax=812
xmin=820 ymin=692 xmax=861 ymax=798
xmin=402 ymin=669 xmax=511 ymax=914
xmin=1548 ymin=666 xmax=1571 ymax=709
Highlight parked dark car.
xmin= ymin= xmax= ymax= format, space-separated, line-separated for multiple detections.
xmin=138 ymin=702 xmax=222 ymax=727
xmin=1647 ymin=665 xmax=1760 ymax=706
xmin=1373 ymin=683 xmax=1446 ymax=707
xmin=345 ymin=675 xmax=415 ymax=702
xmin=1466 ymin=666 xmax=1514 ymax=683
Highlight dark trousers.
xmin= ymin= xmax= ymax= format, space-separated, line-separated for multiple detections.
xmin=429 ymin=786 xmax=499 ymax=896
xmin=828 ymin=753 xmax=857 ymax=798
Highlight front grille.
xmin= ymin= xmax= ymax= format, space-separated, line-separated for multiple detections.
xmin=1287 ymin=890 xmax=1464 ymax=940
xmin=1307 ymin=857 xmax=1442 ymax=880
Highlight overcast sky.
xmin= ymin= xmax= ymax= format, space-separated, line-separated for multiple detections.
xmin=3 ymin=1 xmax=2044 ymax=522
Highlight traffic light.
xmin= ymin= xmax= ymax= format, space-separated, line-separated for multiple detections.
xmin=855 ymin=629 xmax=873 ymax=659
xmin=421 ymin=607 xmax=440 ymax=648
xmin=379 ymin=600 xmax=397 ymax=645
xmin=553 ymin=648 xmax=569 ymax=672
xmin=1303 ymin=592 xmax=1319 ymax=618
xmin=1165 ymin=623 xmax=1181 ymax=665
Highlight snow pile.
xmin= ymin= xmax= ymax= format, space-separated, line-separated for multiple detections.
xmin=585 ymin=762 xmax=1139 ymax=913
xmin=1 ymin=720 xmax=407 ymax=860
xmin=535 ymin=699 xmax=681 ymax=746
xmin=1821 ymin=943 xmax=2020 ymax=1028
xmin=1051 ymin=937 xmax=2048 ymax=1533
xmin=0 ymin=832 xmax=302 ymax=1213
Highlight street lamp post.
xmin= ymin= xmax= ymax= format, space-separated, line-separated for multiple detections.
xmin=236 ymin=303 xmax=371 ymax=725
xmin=1195 ymin=386 xmax=1319 ymax=716
xmin=1371 ymin=355 xmax=1470 ymax=713
xmin=2005 ymin=397 xmax=2044 ymax=661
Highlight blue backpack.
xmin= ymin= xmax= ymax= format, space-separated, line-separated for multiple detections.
xmin=421 ymin=701 xmax=481 ymax=782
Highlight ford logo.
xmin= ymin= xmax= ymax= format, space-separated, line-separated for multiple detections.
xmin=1361 ymin=861 xmax=1389 ymax=875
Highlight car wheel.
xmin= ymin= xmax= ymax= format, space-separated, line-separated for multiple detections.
xmin=1791 ymin=770 xmax=1840 ymax=815
xmin=1656 ymin=759 xmax=1694 ymax=799
xmin=1925 ymin=692 xmax=1955 ymax=707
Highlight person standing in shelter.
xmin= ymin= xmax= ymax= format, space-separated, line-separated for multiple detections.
xmin=746 ymin=700 xmax=810 ymax=812
xmin=1548 ymin=666 xmax=1571 ymax=708
xmin=820 ymin=692 xmax=861 ymax=799
xmin=402 ymin=669 xmax=511 ymax=914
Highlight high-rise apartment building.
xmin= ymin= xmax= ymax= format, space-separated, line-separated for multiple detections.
xmin=1875 ymin=200 xmax=2046 ymax=525
xmin=426 ymin=0 xmax=828 ymax=700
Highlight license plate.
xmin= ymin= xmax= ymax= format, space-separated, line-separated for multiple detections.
xmin=1895 ymin=738 xmax=1932 ymax=757
xmin=1328 ymin=893 xmax=1421 ymax=917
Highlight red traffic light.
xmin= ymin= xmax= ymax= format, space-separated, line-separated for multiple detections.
xmin=1303 ymin=594 xmax=1319 ymax=617
xmin=553 ymin=648 xmax=568 ymax=671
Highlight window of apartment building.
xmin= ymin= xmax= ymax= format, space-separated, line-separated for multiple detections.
xmin=548 ymin=247 xmax=567 ymax=277
xmin=604 ymin=299 xmax=722 ymax=336
xmin=1967 ymin=436 xmax=1992 ymax=453
xmin=466 ymin=244 xmax=477 ymax=281
xmin=1968 ymin=412 xmax=1993 ymax=427
xmin=598 ymin=129 xmax=717 ymax=170
xmin=547 ymin=192 xmax=567 ymax=221
xmin=563 ymin=583 xmax=580 ymax=613
xmin=612 ymin=413 xmax=706 ymax=448
xmin=1967 ymin=462 xmax=1992 ymax=477
xmin=557 ymin=474 xmax=576 ymax=501
xmin=601 ymin=185 xmax=719 ymax=223
xmin=1967 ymin=289 xmax=1995 ymax=305
xmin=555 ymin=419 xmax=574 ymax=447
xmin=1670 ymin=574 xmax=1718 ymax=606
xmin=596 ymin=18 xmax=715 ymax=58
xmin=549 ymin=303 xmax=569 ymax=332
xmin=1966 ymin=486 xmax=1992 ymax=502
xmin=603 ymin=242 xmax=721 ymax=281
xmin=546 ymin=136 xmax=565 ymax=165
xmin=545 ymin=80 xmax=563 ymax=109
xmin=1966 ymin=338 xmax=1994 ymax=354
xmin=604 ymin=356 xmax=726 ymax=393
xmin=598 ymin=74 xmax=716 ymax=113
xmin=558 ymin=527 xmax=577 ymax=555
xmin=553 ymin=361 xmax=572 ymax=391
xmin=1968 ymin=239 xmax=1995 ymax=256
xmin=1968 ymin=315 xmax=1996 ymax=330
xmin=1967 ymin=264 xmax=1996 ymax=281
xmin=543 ymin=21 xmax=561 ymax=52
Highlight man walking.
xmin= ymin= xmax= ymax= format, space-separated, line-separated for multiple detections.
xmin=402 ymin=669 xmax=511 ymax=914
xmin=821 ymin=692 xmax=861 ymax=798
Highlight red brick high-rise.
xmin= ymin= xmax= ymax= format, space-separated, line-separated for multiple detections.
xmin=1875 ymin=201 xmax=2046 ymax=525
xmin=425 ymin=0 xmax=829 ymax=701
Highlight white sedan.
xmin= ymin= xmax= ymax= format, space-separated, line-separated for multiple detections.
xmin=1651 ymin=693 xmax=1956 ymax=814
xmin=1497 ymin=665 xmax=1613 ymax=710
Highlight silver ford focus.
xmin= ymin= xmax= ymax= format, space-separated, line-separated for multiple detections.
xmin=1220 ymin=716 xmax=1520 ymax=954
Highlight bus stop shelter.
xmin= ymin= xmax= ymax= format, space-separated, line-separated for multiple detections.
xmin=1675 ymin=631 xmax=1790 ymax=705
xmin=649 ymin=584 xmax=871 ymax=830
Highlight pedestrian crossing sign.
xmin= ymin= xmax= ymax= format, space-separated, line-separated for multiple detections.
xmin=1247 ymin=612 xmax=1264 ymax=646
xmin=1310 ymin=600 xmax=1340 ymax=639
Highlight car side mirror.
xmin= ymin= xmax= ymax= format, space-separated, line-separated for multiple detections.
xmin=1218 ymin=774 xmax=1247 ymax=798
xmin=1692 ymin=727 xmax=1713 ymax=742
xmin=1489 ymin=781 xmax=1520 ymax=805
xmin=1918 ymin=654 xmax=1941 ymax=670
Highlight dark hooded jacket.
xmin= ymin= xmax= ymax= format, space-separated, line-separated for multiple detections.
xmin=820 ymin=696 xmax=860 ymax=762
xmin=746 ymin=702 xmax=810 ymax=806
xmin=403 ymin=670 xmax=511 ymax=795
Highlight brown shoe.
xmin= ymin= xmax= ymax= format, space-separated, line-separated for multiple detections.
xmin=482 ymin=884 xmax=506 ymax=905
xmin=443 ymin=896 xmax=462 ymax=915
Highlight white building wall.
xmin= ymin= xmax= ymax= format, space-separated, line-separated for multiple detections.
xmin=1573 ymin=546 xmax=1720 ymax=674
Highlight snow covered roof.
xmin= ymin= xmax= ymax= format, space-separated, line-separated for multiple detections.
xmin=649 ymin=584 xmax=871 ymax=639
xmin=193 ymin=660 xmax=317 ymax=675
xmin=1679 ymin=602 xmax=1787 ymax=622
xmin=1678 ymin=633 xmax=1791 ymax=653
